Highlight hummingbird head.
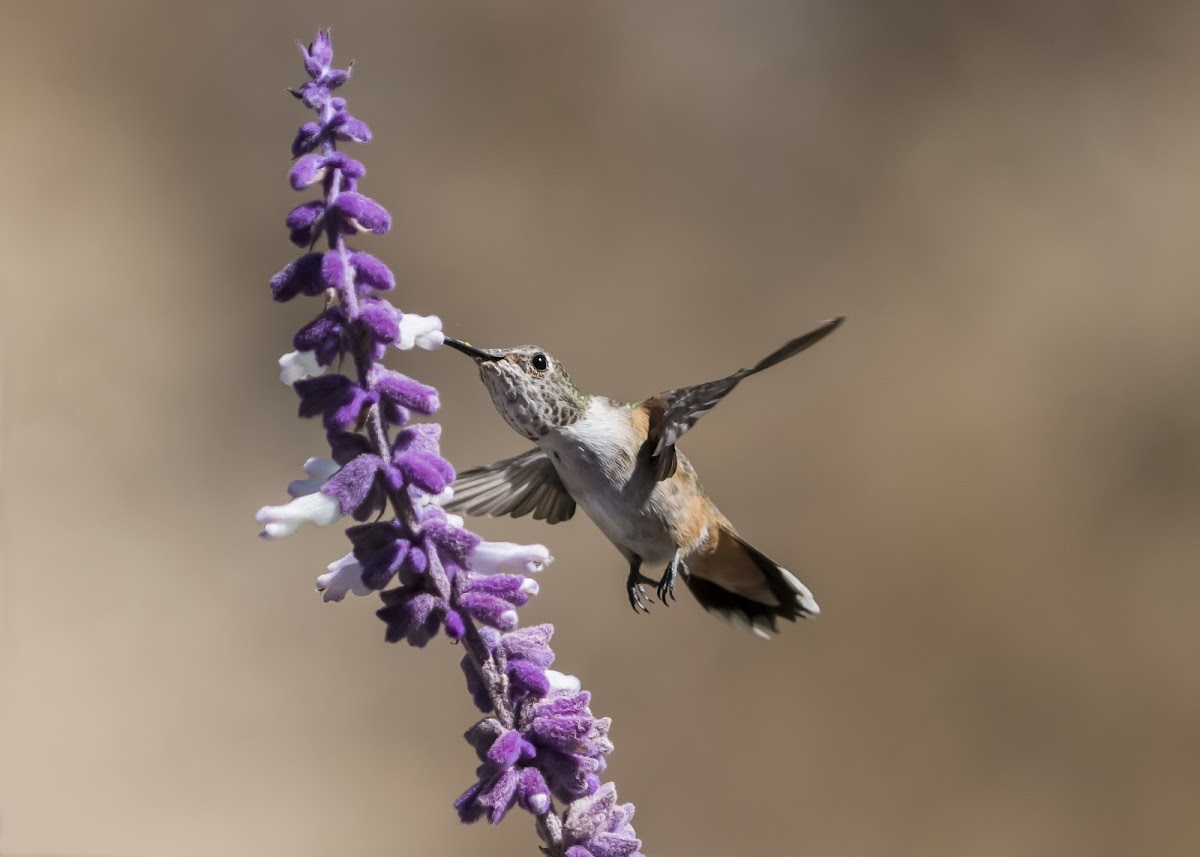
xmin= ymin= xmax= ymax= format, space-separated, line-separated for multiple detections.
xmin=443 ymin=338 xmax=586 ymax=440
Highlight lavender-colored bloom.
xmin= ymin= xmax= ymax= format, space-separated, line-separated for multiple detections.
xmin=256 ymin=30 xmax=641 ymax=857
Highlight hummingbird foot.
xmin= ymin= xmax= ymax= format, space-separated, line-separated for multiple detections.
xmin=656 ymin=553 xmax=684 ymax=605
xmin=625 ymin=556 xmax=657 ymax=614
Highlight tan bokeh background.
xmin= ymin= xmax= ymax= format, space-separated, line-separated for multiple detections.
xmin=3 ymin=2 xmax=1199 ymax=855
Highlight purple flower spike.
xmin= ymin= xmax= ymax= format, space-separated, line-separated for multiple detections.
xmin=257 ymin=29 xmax=642 ymax=857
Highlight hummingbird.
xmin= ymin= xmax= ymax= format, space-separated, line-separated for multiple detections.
xmin=441 ymin=316 xmax=844 ymax=637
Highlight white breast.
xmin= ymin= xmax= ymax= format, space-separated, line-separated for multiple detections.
xmin=541 ymin=399 xmax=675 ymax=564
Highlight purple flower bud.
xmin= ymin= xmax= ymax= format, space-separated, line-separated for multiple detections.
xmin=329 ymin=111 xmax=372 ymax=143
xmin=296 ymin=82 xmax=329 ymax=110
xmin=459 ymin=591 xmax=520 ymax=631
xmin=517 ymin=767 xmax=552 ymax=815
xmin=358 ymin=298 xmax=400 ymax=345
xmin=286 ymin=200 xmax=325 ymax=246
xmin=464 ymin=573 xmax=535 ymax=605
xmin=293 ymin=307 xmax=346 ymax=366
xmin=331 ymin=191 xmax=390 ymax=234
xmin=320 ymin=249 xmax=352 ymax=294
xmin=499 ymin=625 xmax=556 ymax=670
xmin=400 ymin=544 xmax=428 ymax=578
xmin=465 ymin=718 xmax=507 ymax=760
xmin=270 ymin=252 xmax=326 ymax=302
xmin=376 ymin=589 xmax=443 ymax=647
xmin=330 ymin=152 xmax=366 ymax=179
xmin=290 ymin=152 xmax=365 ymax=190
xmin=300 ymin=30 xmax=334 ymax=77
xmin=454 ymin=780 xmax=486 ymax=824
xmin=373 ymin=368 xmax=439 ymax=416
xmin=324 ymin=68 xmax=351 ymax=89
xmin=508 ymin=659 xmax=551 ymax=697
xmin=419 ymin=512 xmax=480 ymax=564
xmin=486 ymin=729 xmax=525 ymax=768
xmin=443 ymin=609 xmax=466 ymax=639
xmin=395 ymin=454 xmax=452 ymax=495
xmin=327 ymin=430 xmax=372 ymax=465
xmin=526 ymin=714 xmax=594 ymax=755
xmin=361 ymin=536 xmax=410 ymax=589
xmin=583 ymin=836 xmax=639 ymax=857
xmin=350 ymin=252 xmax=395 ymax=292
xmin=289 ymin=153 xmax=326 ymax=189
xmin=291 ymin=121 xmax=323 ymax=157
xmin=347 ymin=521 xmax=413 ymax=587
xmin=346 ymin=519 xmax=401 ymax=555
xmin=536 ymin=747 xmax=597 ymax=800
xmin=320 ymin=452 xmax=383 ymax=516
xmin=562 ymin=784 xmax=642 ymax=857
xmin=478 ymin=767 xmax=520 ymax=824
xmin=294 ymin=373 xmax=374 ymax=431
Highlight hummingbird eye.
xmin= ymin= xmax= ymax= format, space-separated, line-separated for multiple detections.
xmin=531 ymin=353 xmax=549 ymax=372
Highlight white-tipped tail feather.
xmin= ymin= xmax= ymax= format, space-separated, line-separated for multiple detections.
xmin=684 ymin=526 xmax=819 ymax=636
xmin=777 ymin=567 xmax=821 ymax=616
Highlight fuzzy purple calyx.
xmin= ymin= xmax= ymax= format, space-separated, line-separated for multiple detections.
xmin=270 ymin=252 xmax=326 ymax=302
xmin=331 ymin=192 xmax=390 ymax=234
xmin=293 ymin=307 xmax=346 ymax=366
xmin=294 ymin=373 xmax=375 ymax=432
xmin=290 ymin=151 xmax=365 ymax=190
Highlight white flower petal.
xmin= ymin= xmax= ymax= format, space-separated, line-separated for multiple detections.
xmin=279 ymin=349 xmax=326 ymax=386
xmin=396 ymin=313 xmax=444 ymax=351
xmin=256 ymin=491 xmax=342 ymax=539
xmin=287 ymin=457 xmax=341 ymax=497
xmin=414 ymin=485 xmax=454 ymax=508
xmin=544 ymin=670 xmax=582 ymax=694
xmin=316 ymin=553 xmax=372 ymax=602
xmin=467 ymin=541 xmax=553 ymax=576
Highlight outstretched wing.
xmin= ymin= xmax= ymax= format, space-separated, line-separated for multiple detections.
xmin=444 ymin=448 xmax=576 ymax=524
xmin=644 ymin=317 xmax=844 ymax=480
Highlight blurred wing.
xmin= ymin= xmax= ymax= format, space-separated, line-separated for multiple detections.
xmin=445 ymin=448 xmax=576 ymax=524
xmin=645 ymin=317 xmax=845 ymax=481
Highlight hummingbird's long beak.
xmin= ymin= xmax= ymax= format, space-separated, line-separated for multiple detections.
xmin=444 ymin=337 xmax=501 ymax=362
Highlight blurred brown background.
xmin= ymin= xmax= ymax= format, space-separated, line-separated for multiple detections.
xmin=3 ymin=1 xmax=1199 ymax=855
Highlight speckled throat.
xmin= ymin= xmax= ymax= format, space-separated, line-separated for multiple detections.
xmin=478 ymin=360 xmax=586 ymax=440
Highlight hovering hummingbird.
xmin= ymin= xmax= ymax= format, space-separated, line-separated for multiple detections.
xmin=441 ymin=317 xmax=844 ymax=637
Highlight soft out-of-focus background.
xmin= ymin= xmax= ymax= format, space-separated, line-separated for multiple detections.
xmin=3 ymin=1 xmax=1198 ymax=855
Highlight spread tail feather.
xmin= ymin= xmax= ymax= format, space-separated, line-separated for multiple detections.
xmin=684 ymin=527 xmax=819 ymax=638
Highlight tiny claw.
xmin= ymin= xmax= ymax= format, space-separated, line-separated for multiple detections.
xmin=627 ymin=584 xmax=652 ymax=614
xmin=656 ymin=555 xmax=682 ymax=604
xmin=625 ymin=563 xmax=657 ymax=614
